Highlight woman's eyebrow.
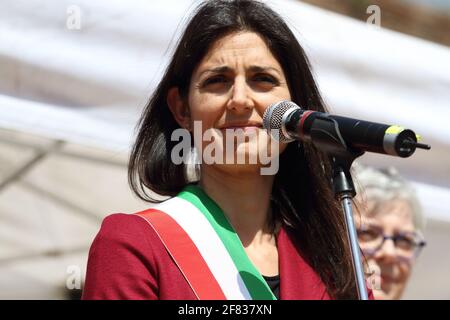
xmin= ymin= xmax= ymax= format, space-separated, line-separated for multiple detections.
xmin=198 ymin=65 xmax=282 ymax=77
xmin=248 ymin=65 xmax=282 ymax=76
xmin=198 ymin=65 xmax=230 ymax=77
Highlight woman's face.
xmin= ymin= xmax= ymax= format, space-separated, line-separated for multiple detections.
xmin=356 ymin=198 xmax=416 ymax=300
xmin=186 ymin=31 xmax=291 ymax=174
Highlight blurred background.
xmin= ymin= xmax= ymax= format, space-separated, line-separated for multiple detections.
xmin=0 ymin=0 xmax=449 ymax=299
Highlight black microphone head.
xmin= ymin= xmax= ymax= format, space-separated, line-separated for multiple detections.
xmin=263 ymin=100 xmax=301 ymax=143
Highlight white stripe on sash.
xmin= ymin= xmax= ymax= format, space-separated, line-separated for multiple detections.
xmin=155 ymin=197 xmax=252 ymax=300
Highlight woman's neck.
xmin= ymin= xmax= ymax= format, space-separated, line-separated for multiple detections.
xmin=198 ymin=166 xmax=275 ymax=247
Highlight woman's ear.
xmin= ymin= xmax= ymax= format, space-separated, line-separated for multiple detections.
xmin=167 ymin=87 xmax=191 ymax=130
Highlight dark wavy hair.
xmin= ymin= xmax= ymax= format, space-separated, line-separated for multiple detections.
xmin=128 ymin=0 xmax=357 ymax=299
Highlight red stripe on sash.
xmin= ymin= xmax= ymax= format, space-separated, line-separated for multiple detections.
xmin=137 ymin=209 xmax=227 ymax=300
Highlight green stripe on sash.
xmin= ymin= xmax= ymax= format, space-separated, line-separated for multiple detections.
xmin=178 ymin=184 xmax=277 ymax=300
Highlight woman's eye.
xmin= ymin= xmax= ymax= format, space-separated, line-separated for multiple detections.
xmin=395 ymin=235 xmax=415 ymax=250
xmin=253 ymin=74 xmax=278 ymax=84
xmin=202 ymin=76 xmax=227 ymax=86
xmin=357 ymin=229 xmax=379 ymax=242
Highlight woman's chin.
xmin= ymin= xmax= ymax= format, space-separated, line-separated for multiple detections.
xmin=212 ymin=159 xmax=267 ymax=174
xmin=373 ymin=289 xmax=390 ymax=300
xmin=373 ymin=287 xmax=402 ymax=300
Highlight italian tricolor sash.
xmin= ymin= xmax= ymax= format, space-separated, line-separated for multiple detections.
xmin=135 ymin=184 xmax=276 ymax=300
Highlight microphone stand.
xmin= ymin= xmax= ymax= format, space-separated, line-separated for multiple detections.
xmin=332 ymin=153 xmax=368 ymax=300
xmin=308 ymin=116 xmax=368 ymax=300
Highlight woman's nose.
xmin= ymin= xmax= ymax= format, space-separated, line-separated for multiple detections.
xmin=227 ymin=77 xmax=253 ymax=112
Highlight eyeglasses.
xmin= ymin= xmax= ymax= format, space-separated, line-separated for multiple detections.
xmin=357 ymin=225 xmax=426 ymax=259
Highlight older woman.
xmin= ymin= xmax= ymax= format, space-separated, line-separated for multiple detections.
xmin=82 ymin=0 xmax=372 ymax=300
xmin=353 ymin=164 xmax=426 ymax=300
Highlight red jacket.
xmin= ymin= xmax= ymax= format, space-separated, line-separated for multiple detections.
xmin=82 ymin=213 xmax=367 ymax=300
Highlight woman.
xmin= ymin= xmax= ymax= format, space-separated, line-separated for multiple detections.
xmin=353 ymin=164 xmax=426 ymax=300
xmin=83 ymin=0 xmax=369 ymax=300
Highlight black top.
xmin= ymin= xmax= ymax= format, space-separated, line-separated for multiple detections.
xmin=262 ymin=274 xmax=280 ymax=299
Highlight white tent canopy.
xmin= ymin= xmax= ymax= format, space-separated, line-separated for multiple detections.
xmin=1 ymin=0 xmax=449 ymax=298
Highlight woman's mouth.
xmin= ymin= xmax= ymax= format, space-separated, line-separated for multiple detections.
xmin=221 ymin=126 xmax=261 ymax=133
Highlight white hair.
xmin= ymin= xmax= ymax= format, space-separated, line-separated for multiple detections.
xmin=351 ymin=162 xmax=425 ymax=234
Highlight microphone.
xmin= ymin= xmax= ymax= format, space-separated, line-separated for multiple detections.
xmin=263 ymin=100 xmax=431 ymax=158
